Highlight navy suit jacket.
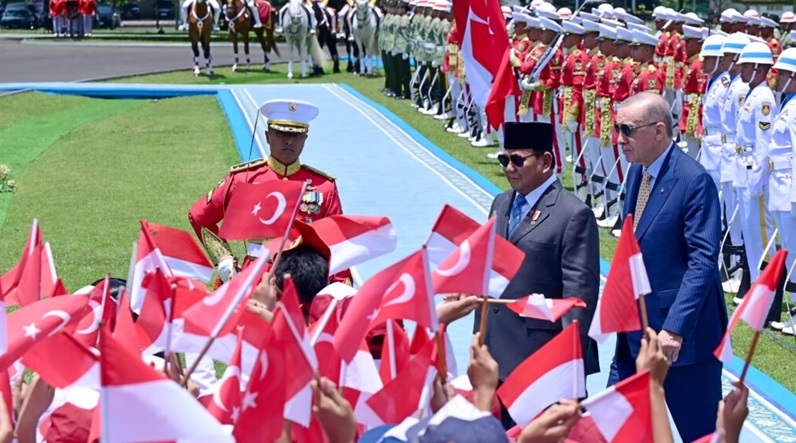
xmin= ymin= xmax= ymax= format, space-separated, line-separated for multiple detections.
xmin=621 ymin=144 xmax=728 ymax=366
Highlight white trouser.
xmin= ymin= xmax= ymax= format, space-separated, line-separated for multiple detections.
xmin=720 ymin=181 xmax=742 ymax=247
xmin=738 ymin=187 xmax=774 ymax=281
xmin=600 ymin=143 xmax=621 ymax=216
xmin=774 ymin=211 xmax=796 ymax=284
xmin=551 ymin=98 xmax=567 ymax=174
xmin=682 ymin=136 xmax=699 ymax=160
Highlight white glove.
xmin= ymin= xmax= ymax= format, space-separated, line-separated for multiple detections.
xmin=217 ymin=257 xmax=236 ymax=283
xmin=310 ymin=29 xmax=316 ymax=35
xmin=348 ymin=35 xmax=355 ymax=42
xmin=336 ymin=32 xmax=345 ymax=39
xmin=431 ymin=60 xmax=438 ymax=68
xmin=402 ymin=53 xmax=409 ymax=60
xmin=276 ymin=27 xmax=283 ymax=33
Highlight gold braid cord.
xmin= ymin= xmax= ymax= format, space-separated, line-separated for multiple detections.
xmin=584 ymin=90 xmax=596 ymax=134
xmin=599 ymin=97 xmax=612 ymax=147
xmin=518 ymin=89 xmax=531 ymax=116
xmin=665 ymin=56 xmax=675 ymax=90
xmin=542 ymin=89 xmax=553 ymax=118
xmin=563 ymin=86 xmax=578 ymax=126
xmin=685 ymin=94 xmax=700 ymax=137
xmin=450 ymin=44 xmax=458 ymax=73
xmin=457 ymin=51 xmax=466 ymax=83
xmin=200 ymin=227 xmax=233 ymax=265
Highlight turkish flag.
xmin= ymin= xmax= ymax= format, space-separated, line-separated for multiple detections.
xmin=0 ymin=294 xmax=91 ymax=371
xmin=23 ymin=331 xmax=99 ymax=390
xmin=453 ymin=0 xmax=511 ymax=108
xmin=589 ymin=215 xmax=648 ymax=342
xmin=333 ymin=250 xmax=438 ymax=363
xmin=205 ymin=328 xmax=244 ymax=425
xmin=432 ymin=217 xmax=496 ymax=296
xmin=219 ymin=181 xmax=307 ymax=241
xmin=71 ymin=276 xmax=116 ymax=349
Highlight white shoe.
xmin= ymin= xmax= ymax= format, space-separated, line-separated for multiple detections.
xmin=457 ymin=131 xmax=471 ymax=138
xmin=471 ymin=138 xmax=490 ymax=148
xmin=722 ymin=277 xmax=741 ymax=294
xmin=486 ymin=150 xmax=502 ymax=159
xmin=566 ymin=154 xmax=573 ymax=163
xmin=783 ymin=325 xmax=796 ymax=335
xmin=179 ymin=23 xmax=188 ymax=31
xmin=253 ymin=22 xmax=263 ymax=28
xmin=611 ymin=229 xmax=622 ymax=238
xmin=446 ymin=124 xmax=463 ymax=133
xmin=592 ymin=205 xmax=605 ymax=220
xmin=732 ymin=296 xmax=744 ymax=305
xmin=597 ymin=214 xmax=619 ymax=228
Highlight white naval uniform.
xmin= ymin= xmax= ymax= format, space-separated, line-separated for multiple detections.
xmin=735 ymin=81 xmax=776 ymax=281
xmin=768 ymin=93 xmax=796 ymax=282
xmin=700 ymin=71 xmax=730 ymax=186
xmin=719 ymin=73 xmax=748 ymax=249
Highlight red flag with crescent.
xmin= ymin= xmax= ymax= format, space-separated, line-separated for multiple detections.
xmin=219 ymin=181 xmax=307 ymax=241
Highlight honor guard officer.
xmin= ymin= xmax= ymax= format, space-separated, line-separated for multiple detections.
xmin=699 ymin=34 xmax=730 ymax=189
xmin=766 ymin=49 xmax=796 ymax=333
xmin=188 ymin=99 xmax=343 ymax=282
xmin=678 ymin=25 xmax=707 ymax=160
xmin=735 ymin=42 xmax=776 ymax=298
xmin=560 ymin=20 xmax=589 ymax=202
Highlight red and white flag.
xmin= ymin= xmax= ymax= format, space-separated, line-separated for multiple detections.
xmin=182 ymin=253 xmax=270 ymax=339
xmin=99 ymin=328 xmax=233 ymax=443
xmin=141 ymin=220 xmax=214 ymax=284
xmin=2 ymin=219 xmax=57 ymax=305
xmin=581 ymin=371 xmax=653 ymax=443
xmin=426 ymin=205 xmax=524 ymax=297
xmin=715 ymin=248 xmax=788 ymax=362
xmin=205 ymin=328 xmax=244 ymax=425
xmin=129 ymin=224 xmax=172 ymax=313
xmin=485 ymin=47 xmax=520 ymax=130
xmin=379 ymin=319 xmax=410 ymax=384
xmin=219 ymin=181 xmax=306 ymax=240
xmin=497 ymin=322 xmax=585 ymax=427
xmin=432 ymin=218 xmax=497 ymax=296
xmin=23 ymin=331 xmax=99 ymax=390
xmin=507 ymin=294 xmax=587 ymax=322
xmin=234 ymin=317 xmax=286 ymax=443
xmin=589 ymin=215 xmax=648 ymax=342
xmin=334 ymin=249 xmax=438 ymax=363
xmin=71 ymin=276 xmax=115 ymax=349
xmin=452 ymin=0 xmax=511 ymax=108
xmin=311 ymin=215 xmax=398 ymax=275
xmin=0 ymin=294 xmax=91 ymax=370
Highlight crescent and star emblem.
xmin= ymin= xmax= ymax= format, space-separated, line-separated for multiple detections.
xmin=251 ymin=192 xmax=287 ymax=226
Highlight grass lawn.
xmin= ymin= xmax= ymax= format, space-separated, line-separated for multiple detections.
xmin=2 ymin=62 xmax=795 ymax=392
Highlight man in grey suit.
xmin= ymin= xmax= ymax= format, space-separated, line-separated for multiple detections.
xmin=475 ymin=122 xmax=601 ymax=427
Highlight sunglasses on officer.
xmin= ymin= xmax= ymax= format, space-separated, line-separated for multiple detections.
xmin=614 ymin=122 xmax=660 ymax=137
xmin=497 ymin=152 xmax=540 ymax=168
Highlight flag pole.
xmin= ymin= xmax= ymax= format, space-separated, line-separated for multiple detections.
xmin=483 ymin=298 xmax=513 ymax=305
xmin=435 ymin=324 xmax=447 ymax=384
xmin=572 ymin=320 xmax=579 ymax=400
xmin=163 ymin=283 xmax=178 ymax=378
xmin=739 ymin=330 xmax=761 ymax=384
xmin=387 ymin=320 xmax=397 ymax=380
xmin=478 ymin=298 xmax=488 ymax=346
xmin=125 ymin=241 xmax=137 ymax=301
xmin=639 ymin=293 xmax=650 ymax=331
xmin=97 ymin=273 xmax=111 ymax=348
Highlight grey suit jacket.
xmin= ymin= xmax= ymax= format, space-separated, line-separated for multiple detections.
xmin=475 ymin=179 xmax=601 ymax=380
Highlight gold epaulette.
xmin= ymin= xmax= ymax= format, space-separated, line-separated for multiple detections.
xmin=230 ymin=158 xmax=267 ymax=173
xmin=302 ymin=164 xmax=336 ymax=181
xmin=648 ymin=64 xmax=657 ymax=73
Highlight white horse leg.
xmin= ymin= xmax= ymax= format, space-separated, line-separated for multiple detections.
xmin=300 ymin=41 xmax=307 ymax=78
xmin=193 ymin=56 xmax=200 ymax=76
xmin=206 ymin=54 xmax=213 ymax=77
xmin=232 ymin=51 xmax=239 ymax=72
xmin=288 ymin=59 xmax=294 ymax=79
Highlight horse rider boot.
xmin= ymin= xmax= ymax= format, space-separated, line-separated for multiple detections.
xmin=248 ymin=0 xmax=263 ymax=27
xmin=180 ymin=0 xmax=221 ymax=30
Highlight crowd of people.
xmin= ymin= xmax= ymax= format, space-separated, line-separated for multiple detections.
xmin=47 ymin=0 xmax=97 ymax=37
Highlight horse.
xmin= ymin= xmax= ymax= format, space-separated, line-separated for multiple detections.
xmin=189 ymin=0 xmax=214 ymax=77
xmin=279 ymin=0 xmax=312 ymax=78
xmin=351 ymin=0 xmax=379 ymax=76
xmin=310 ymin=0 xmax=339 ymax=74
xmin=225 ymin=0 xmax=279 ymax=72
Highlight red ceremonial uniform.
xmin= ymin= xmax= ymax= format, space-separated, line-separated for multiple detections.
xmin=581 ymin=48 xmax=605 ymax=136
xmin=678 ymin=54 xmax=706 ymax=137
xmin=78 ymin=0 xmax=95 ymax=15
xmin=531 ymin=47 xmax=563 ymax=118
xmin=767 ymin=36 xmax=782 ymax=89
xmin=664 ymin=31 xmax=684 ymax=90
xmin=631 ymin=61 xmax=664 ymax=95
xmin=593 ymin=56 xmax=622 ymax=142
xmin=655 ymin=31 xmax=670 ymax=72
xmin=612 ymin=58 xmax=638 ymax=107
xmin=559 ymin=46 xmax=588 ymax=127
xmin=188 ymin=156 xmax=342 ymax=265
xmin=50 ymin=0 xmax=65 ymax=16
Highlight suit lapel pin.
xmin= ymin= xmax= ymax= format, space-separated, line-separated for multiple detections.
xmin=660 ymin=188 xmax=665 ymax=194
xmin=531 ymin=210 xmax=541 ymax=225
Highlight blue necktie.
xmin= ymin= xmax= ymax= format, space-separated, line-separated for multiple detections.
xmin=508 ymin=194 xmax=527 ymax=237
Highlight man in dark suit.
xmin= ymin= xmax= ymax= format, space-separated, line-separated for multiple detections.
xmin=475 ymin=122 xmax=601 ymax=426
xmin=609 ymin=92 xmax=728 ymax=442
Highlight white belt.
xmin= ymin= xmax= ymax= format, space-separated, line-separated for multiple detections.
xmin=735 ymin=144 xmax=753 ymax=154
xmin=424 ymin=42 xmax=436 ymax=49
xmin=723 ymin=133 xmax=737 ymax=144
xmin=703 ymin=126 xmax=720 ymax=136
xmin=769 ymin=155 xmax=792 ymax=172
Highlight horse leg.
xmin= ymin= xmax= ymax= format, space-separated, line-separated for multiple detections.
xmin=300 ymin=42 xmax=307 ymax=78
xmin=192 ymin=39 xmax=201 ymax=76
xmin=287 ymin=42 xmax=294 ymax=79
xmin=232 ymin=33 xmax=239 ymax=72
xmin=328 ymin=33 xmax=340 ymax=73
xmin=203 ymin=37 xmax=213 ymax=77
xmin=244 ymin=33 xmax=251 ymax=71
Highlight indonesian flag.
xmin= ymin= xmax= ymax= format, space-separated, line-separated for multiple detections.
xmin=0 ymin=294 xmax=91 ymax=371
xmin=342 ymin=339 xmax=385 ymax=429
xmin=141 ymin=220 xmax=214 ymax=284
xmin=453 ymin=0 xmax=511 ymax=108
xmin=715 ymin=248 xmax=788 ymax=362
xmin=129 ymin=224 xmax=173 ymax=313
xmin=333 ymin=249 xmax=438 ymax=363
xmin=182 ymin=253 xmax=270 ymax=339
xmin=589 ymin=215 xmax=648 ymax=342
xmin=366 ymin=338 xmax=437 ymax=424
xmin=99 ymin=328 xmax=233 ymax=443
xmin=219 ymin=181 xmax=307 ymax=241
xmin=485 ymin=47 xmax=520 ymax=130
xmin=581 ymin=371 xmax=653 ymax=443
xmin=432 ymin=217 xmax=497 ymax=296
xmin=205 ymin=328 xmax=244 ymax=425
xmin=507 ymin=294 xmax=587 ymax=322
xmin=497 ymin=322 xmax=585 ymax=427
xmin=311 ymin=215 xmax=398 ymax=275
xmin=426 ymin=205 xmax=525 ymax=297
xmin=23 ymin=331 xmax=99 ymax=390
xmin=2 ymin=220 xmax=57 ymax=306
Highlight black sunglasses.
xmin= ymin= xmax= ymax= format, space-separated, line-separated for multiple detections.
xmin=614 ymin=122 xmax=659 ymax=137
xmin=497 ymin=153 xmax=536 ymax=168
